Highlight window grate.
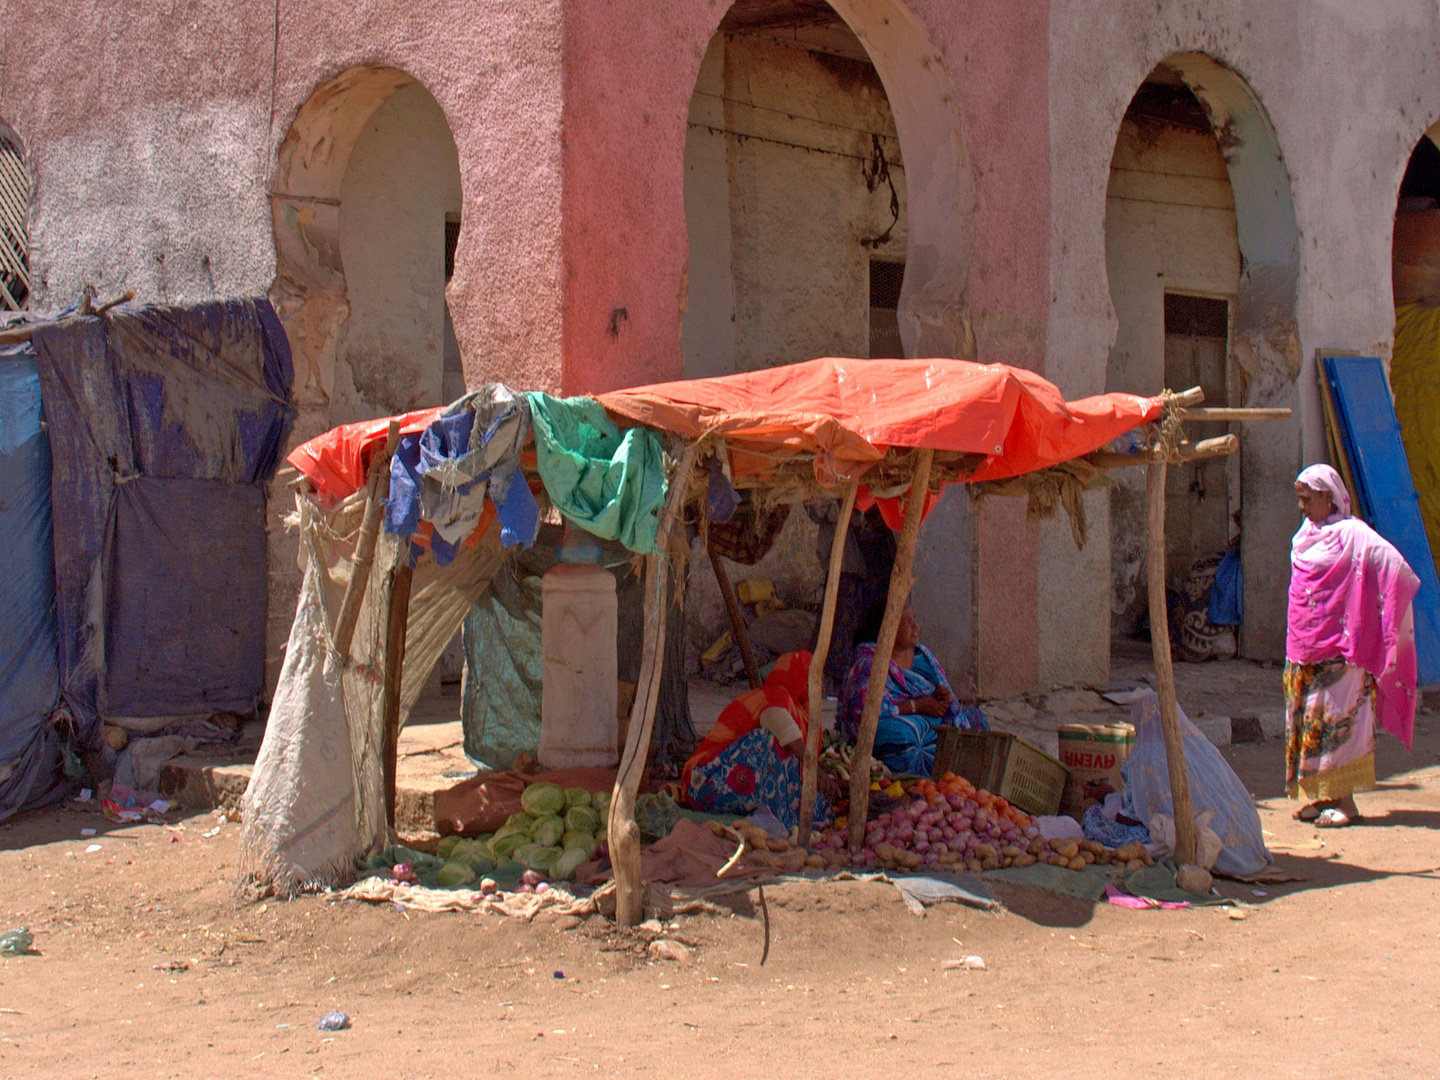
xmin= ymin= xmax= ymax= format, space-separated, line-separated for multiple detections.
xmin=1164 ymin=293 xmax=1228 ymax=339
xmin=869 ymin=259 xmax=904 ymax=311
xmin=444 ymin=216 xmax=460 ymax=282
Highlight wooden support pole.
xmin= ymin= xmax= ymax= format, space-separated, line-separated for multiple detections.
xmin=333 ymin=420 xmax=400 ymax=663
xmin=798 ymin=481 xmax=858 ymax=847
xmin=1145 ymin=458 xmax=1198 ymax=866
xmin=848 ymin=449 xmax=933 ymax=851
xmin=610 ymin=444 xmax=699 ymax=927
xmin=381 ymin=555 xmax=415 ymax=830
xmin=1178 ymin=406 xmax=1292 ymax=422
xmin=708 ymin=542 xmax=762 ymax=690
xmin=1175 ymin=434 xmax=1239 ymax=462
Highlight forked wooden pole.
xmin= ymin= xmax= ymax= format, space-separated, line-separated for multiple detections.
xmin=798 ymin=481 xmax=858 ymax=847
xmin=1145 ymin=457 xmax=1198 ymax=866
xmin=848 ymin=450 xmax=933 ymax=851
xmin=333 ymin=420 xmax=401 ymax=663
xmin=610 ymin=444 xmax=699 ymax=926
xmin=708 ymin=543 xmax=762 ymax=690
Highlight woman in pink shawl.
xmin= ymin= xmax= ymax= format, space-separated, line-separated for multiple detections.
xmin=1285 ymin=464 xmax=1420 ymax=826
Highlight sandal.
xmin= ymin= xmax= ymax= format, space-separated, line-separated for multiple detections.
xmin=1294 ymin=804 xmax=1321 ymax=822
xmin=1315 ymin=808 xmax=1356 ymax=828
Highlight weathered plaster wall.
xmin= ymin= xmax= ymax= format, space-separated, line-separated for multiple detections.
xmin=332 ymin=82 xmax=462 ymax=423
xmin=681 ymin=33 xmax=907 ymax=378
xmin=1105 ymin=118 xmax=1240 ymax=633
xmin=1049 ymin=0 xmax=1440 ymax=664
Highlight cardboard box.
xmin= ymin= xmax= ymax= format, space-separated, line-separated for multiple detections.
xmin=1057 ymin=722 xmax=1135 ymax=790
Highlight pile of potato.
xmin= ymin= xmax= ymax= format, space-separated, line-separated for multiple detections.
xmin=707 ymin=820 xmax=849 ymax=874
xmin=1033 ymin=837 xmax=1153 ymax=872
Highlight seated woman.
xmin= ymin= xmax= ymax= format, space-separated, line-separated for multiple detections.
xmin=838 ymin=602 xmax=986 ymax=775
xmin=681 ymin=651 xmax=833 ymax=830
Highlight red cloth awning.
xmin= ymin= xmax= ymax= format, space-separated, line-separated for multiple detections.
xmin=598 ymin=358 xmax=1161 ymax=485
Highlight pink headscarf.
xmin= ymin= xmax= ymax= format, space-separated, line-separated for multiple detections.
xmin=1288 ymin=464 xmax=1420 ymax=748
xmin=1295 ymin=463 xmax=1351 ymax=518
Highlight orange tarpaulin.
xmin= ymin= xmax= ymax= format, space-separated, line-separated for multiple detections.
xmin=597 ymin=358 xmax=1162 ymax=486
xmin=287 ymin=405 xmax=445 ymax=506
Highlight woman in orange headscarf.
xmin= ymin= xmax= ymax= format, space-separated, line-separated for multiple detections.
xmin=681 ymin=651 xmax=833 ymax=830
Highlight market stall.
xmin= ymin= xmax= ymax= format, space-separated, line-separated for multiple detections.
xmin=241 ymin=355 xmax=1281 ymax=921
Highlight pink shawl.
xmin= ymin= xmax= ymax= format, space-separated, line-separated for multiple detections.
xmin=1288 ymin=465 xmax=1421 ymax=748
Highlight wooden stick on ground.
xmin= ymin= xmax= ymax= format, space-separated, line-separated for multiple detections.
xmin=708 ymin=543 xmax=762 ymax=690
xmin=1145 ymin=457 xmax=1198 ymax=866
xmin=798 ymin=481 xmax=858 ymax=847
xmin=381 ymin=554 xmax=416 ymax=830
xmin=848 ymin=449 xmax=933 ymax=851
xmin=610 ymin=443 xmax=700 ymax=927
xmin=333 ymin=420 xmax=401 ymax=663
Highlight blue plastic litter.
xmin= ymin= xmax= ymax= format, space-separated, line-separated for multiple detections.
xmin=316 ymin=1010 xmax=351 ymax=1032
xmin=1323 ymin=355 xmax=1440 ymax=684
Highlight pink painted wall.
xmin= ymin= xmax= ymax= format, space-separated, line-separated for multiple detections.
xmin=559 ymin=0 xmax=1050 ymax=693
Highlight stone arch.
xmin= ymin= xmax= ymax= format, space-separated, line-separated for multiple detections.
xmin=681 ymin=0 xmax=975 ymax=370
xmin=270 ymin=67 xmax=463 ymax=431
xmin=1104 ymin=52 xmax=1300 ymax=659
xmin=0 ymin=123 xmax=31 ymax=311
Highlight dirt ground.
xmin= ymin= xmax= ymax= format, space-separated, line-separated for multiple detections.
xmin=2 ymin=678 xmax=1439 ymax=1078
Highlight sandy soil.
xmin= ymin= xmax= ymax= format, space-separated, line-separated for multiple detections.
xmin=2 ymin=697 xmax=1439 ymax=1078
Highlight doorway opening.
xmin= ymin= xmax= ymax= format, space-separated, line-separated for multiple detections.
xmin=681 ymin=0 xmax=908 ymax=379
xmin=1105 ymin=63 xmax=1242 ymax=648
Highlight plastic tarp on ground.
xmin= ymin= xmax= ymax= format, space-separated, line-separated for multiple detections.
xmin=597 ymin=357 xmax=1163 ymax=486
xmin=32 ymin=300 xmax=295 ymax=748
xmin=0 ymin=344 xmax=65 ymax=819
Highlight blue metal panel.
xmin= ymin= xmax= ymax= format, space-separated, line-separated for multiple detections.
xmin=1323 ymin=355 xmax=1440 ymax=685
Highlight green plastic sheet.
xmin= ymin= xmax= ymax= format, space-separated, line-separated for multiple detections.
xmin=525 ymin=393 xmax=668 ymax=554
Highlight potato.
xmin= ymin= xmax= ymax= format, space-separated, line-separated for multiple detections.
xmin=1001 ymin=845 xmax=1025 ymax=859
xmin=1051 ymin=839 xmax=1080 ymax=860
xmin=1012 ymin=853 xmax=1037 ymax=868
xmin=766 ymin=836 xmax=791 ymax=853
xmin=1079 ymin=851 xmax=1095 ymax=865
xmin=1125 ymin=857 xmax=1144 ymax=870
xmin=874 ymin=842 xmax=897 ymax=862
xmin=1066 ymin=855 xmax=1087 ymax=871
xmin=750 ymin=851 xmax=784 ymax=868
xmin=899 ymin=851 xmax=923 ymax=869
xmin=1080 ymin=840 xmax=1105 ymax=856
xmin=981 ymin=856 xmax=1001 ymax=871
xmin=967 ymin=859 xmax=984 ymax=873
xmin=1027 ymin=838 xmax=1047 ymax=856
xmin=1002 ymin=857 xmax=1014 ymax=868
xmin=782 ymin=849 xmax=809 ymax=872
xmin=804 ymin=853 xmax=826 ymax=869
xmin=975 ymin=843 xmax=998 ymax=861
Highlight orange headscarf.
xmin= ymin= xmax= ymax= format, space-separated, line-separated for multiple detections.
xmin=681 ymin=651 xmax=812 ymax=796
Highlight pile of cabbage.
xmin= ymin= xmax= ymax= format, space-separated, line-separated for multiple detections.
xmin=431 ymin=782 xmax=611 ymax=886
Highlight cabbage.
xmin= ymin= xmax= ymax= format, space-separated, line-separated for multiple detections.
xmin=550 ymin=847 xmax=589 ymax=881
xmin=436 ymin=835 xmax=463 ymax=860
xmin=436 ymin=861 xmax=476 ymax=888
xmin=564 ymin=787 xmax=592 ymax=810
xmin=565 ymin=806 xmax=599 ymax=834
xmin=530 ymin=815 xmax=565 ymax=848
xmin=513 ymin=843 xmax=562 ymax=872
xmin=562 ymin=830 xmax=598 ymax=858
xmin=521 ymin=782 xmax=565 ymax=816
xmin=490 ymin=832 xmax=529 ymax=861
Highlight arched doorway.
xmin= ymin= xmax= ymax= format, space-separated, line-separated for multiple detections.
xmin=0 ymin=126 xmax=29 ymax=312
xmin=271 ymin=68 xmax=464 ymax=434
xmin=1105 ymin=55 xmax=1299 ymax=661
xmin=682 ymin=2 xmax=910 ymax=376
xmin=679 ymin=0 xmax=979 ymax=697
xmin=1391 ymin=130 xmax=1440 ymax=568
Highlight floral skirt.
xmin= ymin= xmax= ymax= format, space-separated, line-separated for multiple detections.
xmin=685 ymin=728 xmax=827 ymax=831
xmin=1282 ymin=659 xmax=1377 ymax=801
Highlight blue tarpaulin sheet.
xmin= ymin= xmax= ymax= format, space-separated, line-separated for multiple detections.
xmin=1323 ymin=355 xmax=1440 ymax=685
xmin=0 ymin=344 xmax=65 ymax=818
xmin=33 ymin=300 xmax=294 ymax=747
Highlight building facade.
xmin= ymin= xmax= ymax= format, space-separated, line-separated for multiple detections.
xmin=3 ymin=0 xmax=1436 ymax=698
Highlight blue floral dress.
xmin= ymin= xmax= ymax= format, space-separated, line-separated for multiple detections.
xmin=837 ymin=642 xmax=986 ymax=775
